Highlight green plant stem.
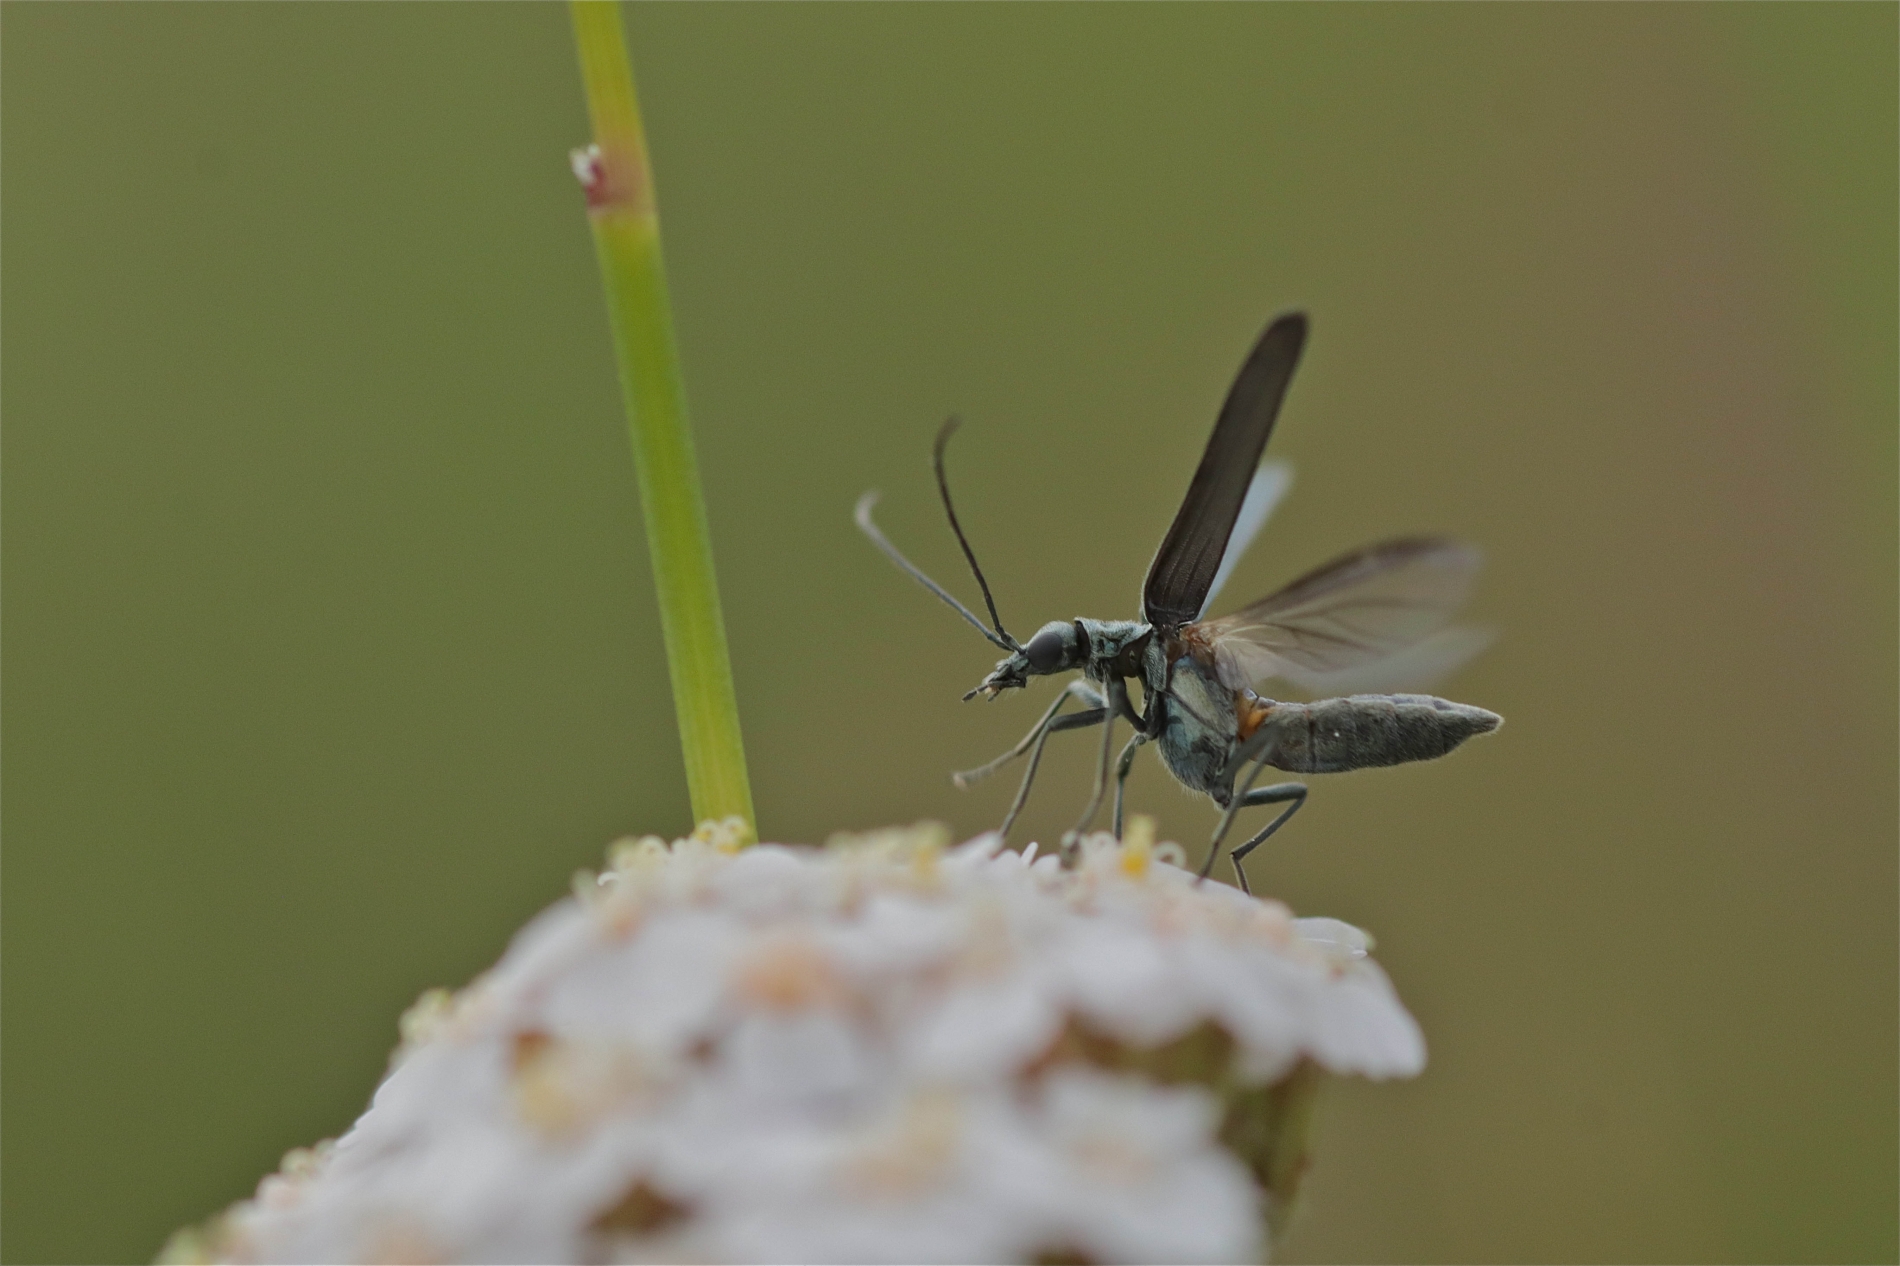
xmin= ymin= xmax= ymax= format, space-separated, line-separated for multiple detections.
xmin=570 ymin=0 xmax=754 ymax=837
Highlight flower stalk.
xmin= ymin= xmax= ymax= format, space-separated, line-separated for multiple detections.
xmin=569 ymin=0 xmax=754 ymax=837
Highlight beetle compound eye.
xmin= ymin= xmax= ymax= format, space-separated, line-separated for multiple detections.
xmin=1024 ymin=628 xmax=1067 ymax=673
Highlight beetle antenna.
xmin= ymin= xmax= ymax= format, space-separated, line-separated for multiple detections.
xmin=933 ymin=418 xmax=1019 ymax=649
xmin=856 ymin=492 xmax=1018 ymax=653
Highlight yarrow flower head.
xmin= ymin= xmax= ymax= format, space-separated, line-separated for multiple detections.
xmin=165 ymin=819 xmax=1424 ymax=1265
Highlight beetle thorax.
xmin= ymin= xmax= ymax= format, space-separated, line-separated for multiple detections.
xmin=1075 ymin=619 xmax=1151 ymax=682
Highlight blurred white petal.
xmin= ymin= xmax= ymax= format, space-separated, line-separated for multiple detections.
xmin=190 ymin=823 xmax=1424 ymax=1266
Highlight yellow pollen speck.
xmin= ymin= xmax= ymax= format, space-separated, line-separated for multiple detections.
xmin=1121 ymin=815 xmax=1157 ymax=878
xmin=911 ymin=838 xmax=942 ymax=882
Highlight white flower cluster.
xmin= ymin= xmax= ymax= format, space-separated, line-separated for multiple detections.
xmin=174 ymin=820 xmax=1423 ymax=1266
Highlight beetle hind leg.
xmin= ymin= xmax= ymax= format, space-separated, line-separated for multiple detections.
xmin=1224 ymin=782 xmax=1306 ymax=895
xmin=1196 ymin=747 xmax=1308 ymax=894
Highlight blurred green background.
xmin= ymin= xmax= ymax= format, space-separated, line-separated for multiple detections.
xmin=3 ymin=4 xmax=1893 ymax=1263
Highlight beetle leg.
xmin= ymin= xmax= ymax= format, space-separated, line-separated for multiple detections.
xmin=953 ymin=680 xmax=1105 ymax=788
xmin=1224 ymin=783 xmax=1307 ymax=895
xmin=975 ymin=682 xmax=1110 ymax=843
xmin=1110 ymin=730 xmax=1148 ymax=839
xmin=1061 ymin=677 xmax=1134 ymax=856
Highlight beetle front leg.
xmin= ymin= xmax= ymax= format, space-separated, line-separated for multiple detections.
xmin=953 ymin=679 xmax=1106 ymax=789
xmin=973 ymin=681 xmax=1110 ymax=843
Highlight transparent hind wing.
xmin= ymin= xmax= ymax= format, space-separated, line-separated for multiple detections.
xmin=1197 ymin=462 xmax=1293 ymax=621
xmin=1194 ymin=536 xmax=1484 ymax=690
xmin=1275 ymin=623 xmax=1495 ymax=696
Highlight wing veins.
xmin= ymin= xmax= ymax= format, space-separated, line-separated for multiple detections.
xmin=1195 ymin=535 xmax=1482 ymax=687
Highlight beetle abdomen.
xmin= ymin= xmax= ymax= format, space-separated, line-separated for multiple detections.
xmin=1153 ymin=653 xmax=1241 ymax=801
xmin=1244 ymin=694 xmax=1501 ymax=775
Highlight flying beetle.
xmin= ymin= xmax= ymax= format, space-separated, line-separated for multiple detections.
xmin=855 ymin=313 xmax=1501 ymax=891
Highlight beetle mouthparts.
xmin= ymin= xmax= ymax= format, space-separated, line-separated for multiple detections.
xmin=965 ymin=670 xmax=1017 ymax=701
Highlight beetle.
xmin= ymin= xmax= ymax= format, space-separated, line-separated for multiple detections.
xmin=856 ymin=313 xmax=1500 ymax=891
